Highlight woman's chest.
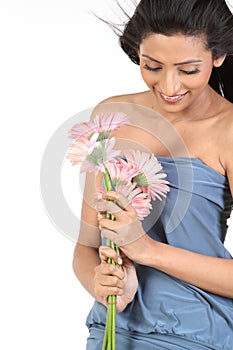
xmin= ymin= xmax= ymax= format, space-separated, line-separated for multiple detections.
xmin=116 ymin=116 xmax=225 ymax=175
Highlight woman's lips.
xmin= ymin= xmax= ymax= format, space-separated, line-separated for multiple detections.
xmin=159 ymin=91 xmax=188 ymax=104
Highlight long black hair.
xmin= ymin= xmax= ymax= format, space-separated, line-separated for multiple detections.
xmin=106 ymin=0 xmax=233 ymax=102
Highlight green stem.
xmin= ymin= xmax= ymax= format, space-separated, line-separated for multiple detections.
xmin=108 ymin=297 xmax=113 ymax=350
xmin=102 ymin=168 xmax=112 ymax=192
xmin=101 ymin=309 xmax=109 ymax=350
xmin=101 ymin=169 xmax=118 ymax=350
xmin=112 ymin=296 xmax=116 ymax=350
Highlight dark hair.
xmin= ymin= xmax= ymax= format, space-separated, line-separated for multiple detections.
xmin=107 ymin=0 xmax=233 ymax=102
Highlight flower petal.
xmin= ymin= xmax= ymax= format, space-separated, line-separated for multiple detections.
xmin=124 ymin=149 xmax=170 ymax=200
xmin=94 ymin=112 xmax=129 ymax=137
xmin=66 ymin=138 xmax=90 ymax=165
xmin=69 ymin=121 xmax=96 ymax=140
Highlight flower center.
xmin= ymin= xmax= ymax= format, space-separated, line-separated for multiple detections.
xmin=97 ymin=130 xmax=112 ymax=141
xmin=133 ymin=172 xmax=149 ymax=187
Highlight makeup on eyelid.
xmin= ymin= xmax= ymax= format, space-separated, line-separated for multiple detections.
xmin=143 ymin=64 xmax=200 ymax=75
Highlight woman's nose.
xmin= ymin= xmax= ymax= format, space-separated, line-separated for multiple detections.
xmin=159 ymin=71 xmax=181 ymax=96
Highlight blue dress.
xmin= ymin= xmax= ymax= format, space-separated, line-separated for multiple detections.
xmin=85 ymin=157 xmax=233 ymax=350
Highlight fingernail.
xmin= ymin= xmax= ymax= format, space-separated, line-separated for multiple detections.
xmin=117 ymin=256 xmax=123 ymax=265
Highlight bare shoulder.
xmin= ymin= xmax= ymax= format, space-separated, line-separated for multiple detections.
xmin=98 ymin=91 xmax=150 ymax=106
xmin=89 ymin=91 xmax=150 ymax=122
xmin=90 ymin=90 xmax=160 ymax=153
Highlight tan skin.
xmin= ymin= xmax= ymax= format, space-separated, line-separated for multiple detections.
xmin=73 ymin=34 xmax=233 ymax=313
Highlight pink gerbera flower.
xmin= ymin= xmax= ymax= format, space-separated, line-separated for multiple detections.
xmin=93 ymin=112 xmax=129 ymax=140
xmin=69 ymin=112 xmax=129 ymax=141
xmin=114 ymin=184 xmax=152 ymax=220
xmin=66 ymin=133 xmax=99 ymax=165
xmin=129 ymin=187 xmax=152 ymax=220
xmin=69 ymin=121 xmax=96 ymax=140
xmin=124 ymin=149 xmax=170 ymax=200
xmin=106 ymin=157 xmax=139 ymax=186
xmin=80 ymin=138 xmax=120 ymax=174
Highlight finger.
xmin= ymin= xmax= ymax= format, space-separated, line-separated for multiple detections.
xmin=99 ymin=216 xmax=136 ymax=229
xmin=99 ymin=285 xmax=124 ymax=298
xmin=101 ymin=228 xmax=122 ymax=246
xmin=103 ymin=191 xmax=137 ymax=218
xmin=103 ymin=191 xmax=131 ymax=210
xmin=98 ymin=272 xmax=125 ymax=287
xmin=95 ymin=265 xmax=125 ymax=286
xmin=98 ymin=247 xmax=124 ymax=273
xmin=103 ymin=191 xmax=131 ymax=209
xmin=101 ymin=224 xmax=145 ymax=246
xmin=99 ymin=246 xmax=118 ymax=263
xmin=95 ymin=199 xmax=123 ymax=215
xmin=95 ymin=262 xmax=124 ymax=280
xmin=94 ymin=282 xmax=123 ymax=300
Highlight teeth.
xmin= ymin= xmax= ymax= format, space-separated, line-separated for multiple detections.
xmin=159 ymin=92 xmax=186 ymax=103
xmin=162 ymin=93 xmax=184 ymax=100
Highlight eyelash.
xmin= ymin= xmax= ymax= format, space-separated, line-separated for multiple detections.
xmin=143 ymin=64 xmax=200 ymax=75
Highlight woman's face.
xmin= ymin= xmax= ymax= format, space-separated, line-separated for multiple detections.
xmin=139 ymin=33 xmax=225 ymax=113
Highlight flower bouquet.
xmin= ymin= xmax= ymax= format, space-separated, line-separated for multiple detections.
xmin=67 ymin=112 xmax=169 ymax=350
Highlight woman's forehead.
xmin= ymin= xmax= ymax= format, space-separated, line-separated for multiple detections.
xmin=139 ymin=33 xmax=210 ymax=60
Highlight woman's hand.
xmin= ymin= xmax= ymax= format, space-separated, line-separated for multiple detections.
xmin=96 ymin=191 xmax=151 ymax=263
xmin=94 ymin=246 xmax=138 ymax=313
xmin=96 ymin=191 xmax=146 ymax=245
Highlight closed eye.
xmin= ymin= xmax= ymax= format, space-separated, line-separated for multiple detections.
xmin=144 ymin=64 xmax=200 ymax=75
xmin=180 ymin=69 xmax=200 ymax=75
xmin=143 ymin=64 xmax=161 ymax=72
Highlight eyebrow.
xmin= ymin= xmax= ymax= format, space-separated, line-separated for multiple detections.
xmin=141 ymin=54 xmax=202 ymax=66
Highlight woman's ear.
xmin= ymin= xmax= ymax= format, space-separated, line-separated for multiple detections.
xmin=213 ymin=54 xmax=227 ymax=67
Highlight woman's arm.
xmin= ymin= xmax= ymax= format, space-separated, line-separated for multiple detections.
xmin=98 ymin=191 xmax=233 ymax=299
xmin=73 ymin=174 xmax=138 ymax=312
xmin=138 ymin=235 xmax=233 ymax=298
xmin=73 ymin=243 xmax=138 ymax=312
xmin=72 ymin=243 xmax=100 ymax=299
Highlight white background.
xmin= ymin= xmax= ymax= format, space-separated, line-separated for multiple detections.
xmin=1 ymin=1 xmax=232 ymax=349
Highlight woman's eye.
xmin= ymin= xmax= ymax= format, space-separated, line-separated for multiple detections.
xmin=143 ymin=64 xmax=200 ymax=75
xmin=180 ymin=69 xmax=200 ymax=75
xmin=144 ymin=64 xmax=161 ymax=72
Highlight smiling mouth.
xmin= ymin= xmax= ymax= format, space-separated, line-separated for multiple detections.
xmin=159 ymin=92 xmax=188 ymax=104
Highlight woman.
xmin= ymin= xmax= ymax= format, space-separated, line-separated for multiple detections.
xmin=73 ymin=0 xmax=233 ymax=349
